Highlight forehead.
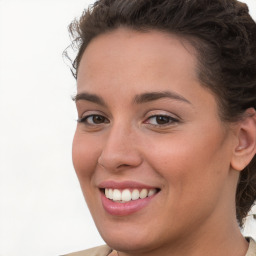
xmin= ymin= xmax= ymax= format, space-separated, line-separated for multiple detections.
xmin=77 ymin=28 xmax=198 ymax=90
xmin=76 ymin=27 xmax=219 ymax=116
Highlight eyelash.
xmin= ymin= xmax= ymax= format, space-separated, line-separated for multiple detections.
xmin=144 ymin=115 xmax=179 ymax=127
xmin=77 ymin=114 xmax=179 ymax=127
xmin=77 ymin=115 xmax=109 ymax=125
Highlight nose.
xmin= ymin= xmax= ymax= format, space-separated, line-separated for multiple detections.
xmin=98 ymin=124 xmax=143 ymax=172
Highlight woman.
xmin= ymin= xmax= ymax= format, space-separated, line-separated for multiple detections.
xmin=64 ymin=0 xmax=256 ymax=255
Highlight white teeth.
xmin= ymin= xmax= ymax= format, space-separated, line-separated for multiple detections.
xmin=105 ymin=188 xmax=158 ymax=202
xmin=113 ymin=189 xmax=122 ymax=201
xmin=131 ymin=189 xmax=140 ymax=200
xmin=109 ymin=189 xmax=113 ymax=199
xmin=148 ymin=189 xmax=157 ymax=197
xmin=140 ymin=189 xmax=148 ymax=199
xmin=105 ymin=188 xmax=112 ymax=199
xmin=122 ymin=189 xmax=132 ymax=202
xmin=105 ymin=188 xmax=109 ymax=198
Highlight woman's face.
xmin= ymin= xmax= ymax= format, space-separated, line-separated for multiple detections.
xmin=73 ymin=28 xmax=237 ymax=253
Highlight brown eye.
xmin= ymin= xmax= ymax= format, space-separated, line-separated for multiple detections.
xmin=155 ymin=116 xmax=170 ymax=125
xmin=92 ymin=115 xmax=106 ymax=124
xmin=78 ymin=115 xmax=109 ymax=125
xmin=145 ymin=115 xmax=179 ymax=126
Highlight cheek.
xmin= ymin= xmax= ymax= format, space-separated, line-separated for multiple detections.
xmin=145 ymin=126 xmax=231 ymax=198
xmin=142 ymin=130 xmax=232 ymax=231
xmin=72 ymin=130 xmax=105 ymax=215
xmin=72 ymin=130 xmax=100 ymax=181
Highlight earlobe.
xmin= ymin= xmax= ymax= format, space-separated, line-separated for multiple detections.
xmin=231 ymin=108 xmax=256 ymax=171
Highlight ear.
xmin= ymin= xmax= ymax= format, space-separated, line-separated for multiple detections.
xmin=231 ymin=108 xmax=256 ymax=171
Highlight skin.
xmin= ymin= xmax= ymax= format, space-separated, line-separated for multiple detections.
xmin=72 ymin=28 xmax=249 ymax=256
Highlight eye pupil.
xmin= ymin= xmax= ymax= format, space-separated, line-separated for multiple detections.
xmin=93 ymin=115 xmax=105 ymax=124
xmin=156 ymin=116 xmax=169 ymax=124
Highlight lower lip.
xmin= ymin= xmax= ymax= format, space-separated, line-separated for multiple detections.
xmin=101 ymin=192 xmax=157 ymax=216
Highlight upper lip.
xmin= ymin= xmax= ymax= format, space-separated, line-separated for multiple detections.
xmin=98 ymin=180 xmax=159 ymax=190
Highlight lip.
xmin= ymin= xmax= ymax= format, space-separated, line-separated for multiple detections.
xmin=98 ymin=180 xmax=157 ymax=190
xmin=99 ymin=180 xmax=159 ymax=216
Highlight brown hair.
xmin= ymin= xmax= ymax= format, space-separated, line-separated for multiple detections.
xmin=66 ymin=0 xmax=256 ymax=226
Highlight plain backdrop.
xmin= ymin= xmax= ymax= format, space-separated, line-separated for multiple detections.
xmin=0 ymin=0 xmax=256 ymax=255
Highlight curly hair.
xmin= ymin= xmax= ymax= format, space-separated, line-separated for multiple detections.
xmin=66 ymin=0 xmax=256 ymax=226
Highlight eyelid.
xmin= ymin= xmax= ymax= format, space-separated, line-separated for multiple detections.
xmin=144 ymin=110 xmax=180 ymax=120
xmin=78 ymin=110 xmax=106 ymax=119
xmin=77 ymin=110 xmax=110 ymax=124
xmin=145 ymin=115 xmax=179 ymax=125
xmin=77 ymin=115 xmax=109 ymax=124
xmin=143 ymin=110 xmax=181 ymax=127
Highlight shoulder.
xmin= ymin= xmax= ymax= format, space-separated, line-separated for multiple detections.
xmin=246 ymin=238 xmax=256 ymax=256
xmin=62 ymin=245 xmax=112 ymax=256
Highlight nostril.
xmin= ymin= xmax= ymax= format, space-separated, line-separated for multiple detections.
xmin=97 ymin=144 xmax=143 ymax=171
xmin=117 ymin=164 xmax=130 ymax=168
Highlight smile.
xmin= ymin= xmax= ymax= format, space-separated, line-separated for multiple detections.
xmin=99 ymin=181 xmax=160 ymax=216
xmin=104 ymin=188 xmax=158 ymax=203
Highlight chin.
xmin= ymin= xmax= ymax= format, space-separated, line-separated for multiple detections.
xmin=95 ymin=219 xmax=150 ymax=250
xmin=102 ymin=233 xmax=156 ymax=254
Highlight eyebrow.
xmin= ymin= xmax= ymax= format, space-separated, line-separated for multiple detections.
xmin=73 ymin=90 xmax=191 ymax=106
xmin=72 ymin=92 xmax=107 ymax=107
xmin=133 ymin=91 xmax=191 ymax=105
